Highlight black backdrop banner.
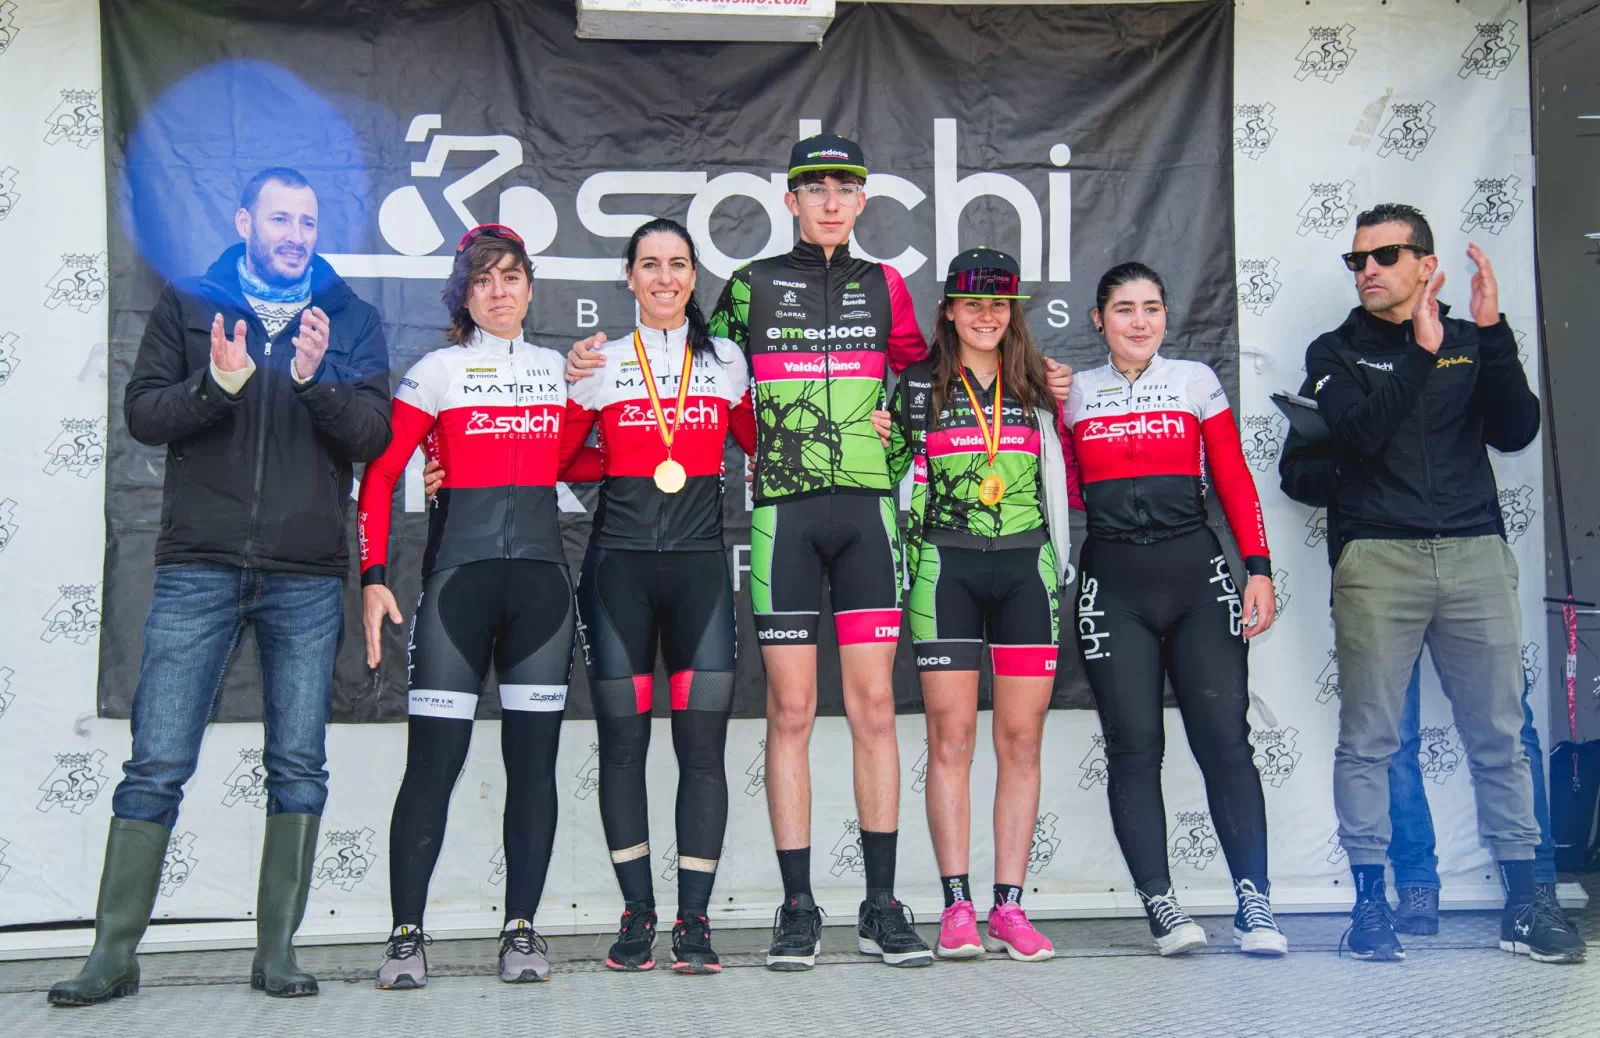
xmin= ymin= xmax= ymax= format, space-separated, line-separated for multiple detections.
xmin=98 ymin=0 xmax=1238 ymax=722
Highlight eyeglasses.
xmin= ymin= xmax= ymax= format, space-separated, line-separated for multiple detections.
xmin=456 ymin=223 xmax=524 ymax=254
xmin=1340 ymin=243 xmax=1430 ymax=271
xmin=795 ymin=183 xmax=862 ymax=206
xmin=949 ymin=268 xmax=1021 ymax=297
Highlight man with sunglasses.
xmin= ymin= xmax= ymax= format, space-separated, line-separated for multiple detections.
xmin=1305 ymin=203 xmax=1583 ymax=965
xmin=50 ymin=168 xmax=393 ymax=1007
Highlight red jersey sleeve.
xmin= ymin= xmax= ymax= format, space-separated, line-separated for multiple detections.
xmin=882 ymin=264 xmax=927 ymax=374
xmin=728 ymin=390 xmax=757 ymax=456
xmin=560 ymin=445 xmax=604 ymax=483
xmin=357 ymin=397 xmax=436 ymax=586
xmin=558 ymin=398 xmax=598 ymax=476
xmin=1191 ymin=364 xmax=1270 ymax=576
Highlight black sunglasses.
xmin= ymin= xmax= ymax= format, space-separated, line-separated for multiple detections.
xmin=1341 ymin=243 xmax=1431 ymax=272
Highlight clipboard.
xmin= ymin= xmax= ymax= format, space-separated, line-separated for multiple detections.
xmin=1270 ymin=390 xmax=1330 ymax=444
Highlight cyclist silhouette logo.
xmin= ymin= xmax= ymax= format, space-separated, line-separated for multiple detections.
xmin=1460 ymin=177 xmax=1523 ymax=236
xmin=1326 ymin=832 xmax=1348 ymax=866
xmin=36 ymin=749 xmax=108 ymax=815
xmin=1236 ymin=258 xmax=1281 ymax=316
xmin=41 ymin=584 xmax=100 ymax=646
xmin=830 ymin=819 xmax=865 ymax=877
xmin=1522 ymin=642 xmax=1542 ymax=690
xmin=0 ymin=331 xmax=20 ymax=387
xmin=43 ymin=252 xmax=106 ymax=313
xmin=43 ymin=417 xmax=107 ymax=479
xmin=0 ymin=165 xmax=18 ymax=221
xmin=574 ymin=742 xmax=600 ymax=800
xmin=1293 ymin=25 xmax=1356 ymax=84
xmin=1376 ymin=102 xmax=1437 ymax=162
xmin=1232 ymin=104 xmax=1277 ymax=162
xmin=0 ymin=497 xmax=17 ymax=555
xmin=1418 ymin=726 xmax=1466 ymax=786
xmin=42 ymin=88 xmax=101 ymax=149
xmin=1028 ymin=813 xmax=1062 ymax=874
xmin=1304 ymin=509 xmax=1328 ymax=549
xmin=1498 ymin=485 xmax=1535 ymax=544
xmin=312 ymin=828 xmax=377 ymax=892
xmin=1272 ymin=567 xmax=1291 ymax=618
xmin=0 ymin=1 xmax=19 ymax=56
xmin=488 ymin=845 xmax=507 ymax=886
xmin=1240 ymin=413 xmax=1285 ymax=473
xmin=1459 ymin=22 xmax=1519 ymax=81
xmin=1296 ymin=181 xmax=1356 ymax=240
xmin=911 ymin=739 xmax=929 ymax=794
xmin=1315 ymin=649 xmax=1341 ymax=705
xmin=221 ymin=749 xmax=267 ymax=809
xmin=1249 ymin=727 xmax=1303 ymax=789
xmin=0 ymin=666 xmax=13 ymax=723
xmin=743 ymin=740 xmax=766 ymax=797
xmin=159 ymin=832 xmax=199 ymax=898
xmin=1078 ymin=734 xmax=1109 ymax=790
xmin=1169 ymin=811 xmax=1220 ymax=871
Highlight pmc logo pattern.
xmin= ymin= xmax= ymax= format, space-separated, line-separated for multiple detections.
xmin=37 ymin=749 xmax=108 ymax=814
xmin=0 ymin=498 xmax=16 ymax=555
xmin=0 ymin=166 xmax=17 ymax=221
xmin=41 ymin=584 xmax=101 ymax=645
xmin=312 ymin=828 xmax=377 ymax=892
xmin=1418 ymin=725 xmax=1466 ymax=785
xmin=0 ymin=837 xmax=11 ymax=888
xmin=1029 ymin=813 xmax=1062 ymax=875
xmin=1169 ymin=810 xmax=1219 ymax=872
xmin=0 ymin=1 xmax=19 ymax=57
xmin=1233 ymin=104 xmax=1277 ymax=161
xmin=221 ymin=749 xmax=267 ymax=809
xmin=1296 ymin=181 xmax=1356 ymax=239
xmin=1249 ymin=727 xmax=1303 ymax=789
xmin=830 ymin=818 xmax=865 ymax=877
xmin=43 ymin=417 xmax=107 ymax=478
xmin=43 ymin=89 xmax=102 ymax=148
xmin=488 ymin=845 xmax=506 ymax=886
xmin=1294 ymin=25 xmax=1356 ymax=83
xmin=910 ymin=739 xmax=929 ymax=794
xmin=1240 ymin=413 xmax=1286 ymax=473
xmin=0 ymin=665 xmax=14 ymax=722
xmin=743 ymin=739 xmax=766 ymax=797
xmin=1460 ymin=22 xmax=1519 ymax=81
xmin=1273 ymin=567 xmax=1292 ymax=618
xmin=1499 ymin=485 xmax=1535 ymax=544
xmin=1326 ymin=832 xmax=1347 ymax=866
xmin=1315 ymin=650 xmax=1341 ymax=705
xmin=1377 ymin=102 xmax=1437 ymax=161
xmin=160 ymin=832 xmax=199 ymax=898
xmin=0 ymin=331 xmax=20 ymax=387
xmin=43 ymin=253 xmax=106 ymax=313
xmin=1304 ymin=509 xmax=1328 ymax=551
xmin=1522 ymin=642 xmax=1542 ymax=691
xmin=573 ymin=742 xmax=599 ymax=800
xmin=1078 ymin=734 xmax=1108 ymax=789
xmin=1460 ymin=177 xmax=1523 ymax=236
xmin=1237 ymin=258 xmax=1282 ymax=317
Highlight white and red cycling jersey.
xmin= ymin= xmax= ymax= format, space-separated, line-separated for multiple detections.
xmin=564 ymin=322 xmax=757 ymax=551
xmin=357 ymin=329 xmax=586 ymax=586
xmin=1062 ymin=351 xmax=1270 ymax=577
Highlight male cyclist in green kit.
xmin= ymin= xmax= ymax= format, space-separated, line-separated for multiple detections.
xmin=565 ymin=134 xmax=1072 ymax=970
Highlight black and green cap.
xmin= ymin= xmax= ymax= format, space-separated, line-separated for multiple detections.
xmin=787 ymin=133 xmax=869 ymax=180
xmin=944 ymin=247 xmax=1029 ymax=299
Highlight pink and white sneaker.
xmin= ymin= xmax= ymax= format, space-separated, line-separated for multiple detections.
xmin=936 ymin=900 xmax=984 ymax=959
xmin=983 ymin=902 xmax=1056 ymax=962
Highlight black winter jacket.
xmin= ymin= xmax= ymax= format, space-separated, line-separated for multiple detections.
xmin=124 ymin=245 xmax=392 ymax=575
xmin=1303 ymin=304 xmax=1537 ymax=546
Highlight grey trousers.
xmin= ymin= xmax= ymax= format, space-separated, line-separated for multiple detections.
xmin=1332 ymin=535 xmax=1539 ymax=866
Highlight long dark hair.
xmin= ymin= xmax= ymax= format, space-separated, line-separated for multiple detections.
xmin=441 ymin=233 xmax=534 ymax=345
xmin=930 ymin=298 xmax=1053 ymax=421
xmin=624 ymin=217 xmax=716 ymax=359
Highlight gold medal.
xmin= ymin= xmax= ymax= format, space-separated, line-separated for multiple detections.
xmin=978 ymin=473 xmax=1006 ymax=506
xmin=653 ymin=458 xmax=687 ymax=494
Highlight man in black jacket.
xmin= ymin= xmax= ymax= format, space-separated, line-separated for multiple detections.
xmin=50 ymin=168 xmax=393 ymax=1008
xmin=1306 ymin=203 xmax=1582 ymax=965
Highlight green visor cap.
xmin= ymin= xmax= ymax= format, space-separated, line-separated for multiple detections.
xmin=787 ymin=133 xmax=869 ymax=179
xmin=944 ymin=247 xmax=1030 ymax=299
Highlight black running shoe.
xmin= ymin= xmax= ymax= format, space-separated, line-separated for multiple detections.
xmin=605 ymin=906 xmax=658 ymax=971
xmin=1500 ymin=896 xmax=1587 ymax=965
xmin=1342 ymin=896 xmax=1405 ymax=961
xmin=766 ymin=893 xmax=824 ymax=971
xmin=1536 ymin=883 xmax=1582 ymax=937
xmin=1392 ymin=885 xmax=1439 ymax=936
xmin=857 ymin=892 xmax=933 ymax=968
xmin=671 ymin=915 xmax=722 ymax=975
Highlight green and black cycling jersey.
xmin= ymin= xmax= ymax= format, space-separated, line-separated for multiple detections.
xmin=708 ymin=240 xmax=926 ymax=504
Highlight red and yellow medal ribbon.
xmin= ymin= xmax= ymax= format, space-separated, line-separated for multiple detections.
xmin=633 ymin=330 xmax=695 ymax=493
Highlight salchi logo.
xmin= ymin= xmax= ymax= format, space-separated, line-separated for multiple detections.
xmin=312 ymin=828 xmax=377 ymax=892
xmin=1315 ymin=649 xmax=1341 ymax=705
xmin=1233 ymin=104 xmax=1277 ymax=161
xmin=1240 ymin=413 xmax=1286 ymax=472
xmin=617 ymin=400 xmax=718 ymax=429
xmin=159 ymin=832 xmax=199 ymax=898
xmin=1499 ymin=484 xmax=1535 ymax=544
xmin=0 ymin=166 xmax=17 ymax=220
xmin=1522 ymin=642 xmax=1542 ymax=690
xmin=0 ymin=1 xmax=19 ymax=56
xmin=44 ymin=253 xmax=106 ymax=312
xmin=830 ymin=818 xmax=865 ymax=877
xmin=41 ymin=584 xmax=100 ymax=645
xmin=1028 ymin=813 xmax=1061 ymax=874
xmin=221 ymin=749 xmax=267 ymax=809
xmin=574 ymin=742 xmax=599 ymax=800
xmin=1305 ymin=508 xmax=1328 ymax=550
xmin=1460 ymin=177 xmax=1523 ymax=236
xmin=1209 ymin=555 xmax=1244 ymax=639
xmin=1296 ymin=181 xmax=1356 ymax=239
xmin=1079 ymin=414 xmax=1184 ymax=442
xmin=44 ymin=417 xmax=106 ymax=478
xmin=0 ymin=665 xmax=14 ymax=722
xmin=1294 ymin=25 xmax=1356 ymax=83
xmin=1169 ymin=810 xmax=1219 ymax=871
xmin=37 ymin=749 xmax=107 ymax=814
xmin=463 ymin=409 xmax=558 ymax=436
xmin=1377 ymin=102 xmax=1437 ymax=161
xmin=1327 ymin=832 xmax=1348 ymax=865
xmin=743 ymin=739 xmax=766 ymax=797
xmin=1418 ymin=725 xmax=1466 ymax=785
xmin=911 ymin=739 xmax=929 ymax=794
xmin=488 ymin=844 xmax=507 ymax=886
xmin=1460 ymin=22 xmax=1519 ymax=80
xmin=1078 ymin=574 xmax=1111 ymax=660
xmin=1237 ymin=258 xmax=1281 ymax=316
xmin=0 ymin=331 xmax=20 ymax=386
xmin=1078 ymin=734 xmax=1108 ymax=789
xmin=43 ymin=88 xmax=102 ymax=148
xmin=1249 ymin=727 xmax=1303 ymax=789
xmin=0 ymin=497 xmax=16 ymax=554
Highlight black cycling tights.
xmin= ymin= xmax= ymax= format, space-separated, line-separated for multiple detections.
xmin=389 ymin=560 xmax=575 ymax=929
xmin=578 ymin=546 xmax=737 ymax=918
xmin=1076 ymin=528 xmax=1269 ymax=893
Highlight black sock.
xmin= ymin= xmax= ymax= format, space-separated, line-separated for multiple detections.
xmin=777 ymin=847 xmax=811 ymax=899
xmin=614 ymin=857 xmax=654 ymax=910
xmin=1351 ymin=864 xmax=1386 ymax=903
xmin=860 ymin=829 xmax=897 ymax=900
xmin=994 ymin=883 xmax=1023 ymax=908
xmin=1499 ymin=860 xmax=1535 ymax=903
xmin=941 ymin=874 xmax=971 ymax=907
xmin=677 ymin=866 xmax=716 ymax=920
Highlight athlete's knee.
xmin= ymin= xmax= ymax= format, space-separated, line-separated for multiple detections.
xmin=767 ymin=690 xmax=817 ymax=742
xmin=928 ymin=720 xmax=976 ymax=770
xmin=992 ymin=723 xmax=1042 ymax=772
xmin=846 ymin=696 xmax=897 ymax=746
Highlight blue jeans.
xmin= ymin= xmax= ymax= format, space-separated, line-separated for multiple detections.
xmin=112 ymin=563 xmax=343 ymax=827
xmin=1388 ymin=658 xmax=1559 ymax=887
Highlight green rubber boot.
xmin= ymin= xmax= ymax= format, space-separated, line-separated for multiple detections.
xmin=250 ymin=813 xmax=321 ymax=997
xmin=47 ymin=818 xmax=170 ymax=1007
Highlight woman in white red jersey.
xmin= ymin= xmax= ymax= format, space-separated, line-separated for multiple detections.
xmin=357 ymin=225 xmax=588 ymax=989
xmin=1063 ymin=262 xmax=1286 ymax=958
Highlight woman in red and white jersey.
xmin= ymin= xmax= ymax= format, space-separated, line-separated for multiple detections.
xmin=1063 ymin=262 xmax=1286 ymax=959
xmin=357 ymin=224 xmax=587 ymax=989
